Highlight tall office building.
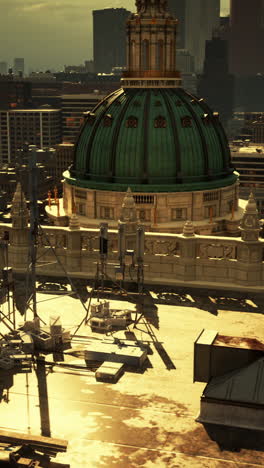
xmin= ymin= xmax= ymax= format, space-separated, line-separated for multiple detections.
xmin=230 ymin=0 xmax=264 ymax=76
xmin=14 ymin=58 xmax=25 ymax=76
xmin=93 ymin=8 xmax=131 ymax=73
xmin=61 ymin=93 xmax=106 ymax=143
xmin=0 ymin=109 xmax=61 ymax=163
xmin=0 ymin=62 xmax=7 ymax=75
xmin=198 ymin=36 xmax=234 ymax=125
xmin=168 ymin=0 xmax=220 ymax=72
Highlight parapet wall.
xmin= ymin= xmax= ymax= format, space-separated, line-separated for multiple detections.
xmin=1 ymin=222 xmax=264 ymax=292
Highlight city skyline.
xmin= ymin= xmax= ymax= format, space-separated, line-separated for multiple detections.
xmin=0 ymin=0 xmax=230 ymax=71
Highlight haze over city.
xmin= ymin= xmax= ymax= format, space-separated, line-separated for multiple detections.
xmin=0 ymin=0 xmax=230 ymax=70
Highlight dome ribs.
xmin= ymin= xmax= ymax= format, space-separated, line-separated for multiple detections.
xmin=109 ymin=91 xmax=136 ymax=181
xmin=178 ymin=89 xmax=210 ymax=179
xmin=197 ymin=97 xmax=231 ymax=173
xmin=142 ymin=90 xmax=151 ymax=184
xmin=84 ymin=89 xmax=123 ymax=178
xmin=162 ymin=89 xmax=182 ymax=182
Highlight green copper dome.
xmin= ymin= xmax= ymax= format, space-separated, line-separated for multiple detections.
xmin=66 ymin=87 xmax=236 ymax=192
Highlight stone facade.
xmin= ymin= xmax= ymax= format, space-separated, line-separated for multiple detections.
xmin=3 ymin=185 xmax=264 ymax=292
xmin=62 ymin=181 xmax=242 ymax=236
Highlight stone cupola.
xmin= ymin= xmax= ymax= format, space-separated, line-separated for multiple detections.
xmin=122 ymin=0 xmax=181 ymax=88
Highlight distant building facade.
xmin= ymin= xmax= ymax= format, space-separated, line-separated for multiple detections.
xmin=61 ymin=93 xmax=106 ymax=143
xmin=13 ymin=58 xmax=25 ymax=76
xmin=231 ymin=143 xmax=264 ymax=216
xmin=168 ymin=0 xmax=220 ymax=72
xmin=230 ymin=0 xmax=264 ymax=76
xmin=0 ymin=109 xmax=62 ymax=163
xmin=93 ymin=8 xmax=131 ymax=73
xmin=198 ymin=36 xmax=234 ymax=125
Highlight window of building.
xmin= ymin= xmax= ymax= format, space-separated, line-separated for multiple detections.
xmin=126 ymin=116 xmax=138 ymax=128
xmin=85 ymin=112 xmax=96 ymax=126
xmin=156 ymin=39 xmax=164 ymax=71
xmin=141 ymin=39 xmax=150 ymax=70
xmin=103 ymin=114 xmax=113 ymax=127
xmin=100 ymin=206 xmax=114 ymax=219
xmin=133 ymin=195 xmax=154 ymax=204
xmin=77 ymin=203 xmax=86 ymax=216
xmin=202 ymin=114 xmax=211 ymax=126
xmin=181 ymin=116 xmax=192 ymax=128
xmin=204 ymin=205 xmax=217 ymax=218
xmin=137 ymin=209 xmax=151 ymax=222
xmin=171 ymin=208 xmax=187 ymax=221
xmin=203 ymin=191 xmax=219 ymax=202
xmin=154 ymin=116 xmax=167 ymax=128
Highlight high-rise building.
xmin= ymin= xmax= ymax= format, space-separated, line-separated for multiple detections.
xmin=0 ymin=62 xmax=7 ymax=75
xmin=61 ymin=93 xmax=106 ymax=143
xmin=168 ymin=0 xmax=220 ymax=72
xmin=93 ymin=8 xmax=131 ymax=73
xmin=14 ymin=58 xmax=25 ymax=76
xmin=230 ymin=0 xmax=264 ymax=76
xmin=198 ymin=36 xmax=234 ymax=125
xmin=0 ymin=109 xmax=62 ymax=163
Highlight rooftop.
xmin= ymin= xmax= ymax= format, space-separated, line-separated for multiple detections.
xmin=0 ymin=287 xmax=264 ymax=467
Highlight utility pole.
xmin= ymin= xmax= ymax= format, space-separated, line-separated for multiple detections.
xmin=28 ymin=145 xmax=38 ymax=318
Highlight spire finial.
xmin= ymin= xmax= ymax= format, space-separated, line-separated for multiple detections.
xmin=120 ymin=187 xmax=137 ymax=223
xmin=11 ymin=182 xmax=29 ymax=229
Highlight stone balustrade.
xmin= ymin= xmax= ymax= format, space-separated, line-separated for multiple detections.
xmin=1 ymin=221 xmax=264 ymax=292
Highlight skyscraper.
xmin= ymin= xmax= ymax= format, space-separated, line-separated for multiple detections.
xmin=198 ymin=36 xmax=234 ymax=125
xmin=14 ymin=58 xmax=25 ymax=76
xmin=168 ymin=0 xmax=220 ymax=72
xmin=93 ymin=8 xmax=131 ymax=74
xmin=230 ymin=0 xmax=264 ymax=76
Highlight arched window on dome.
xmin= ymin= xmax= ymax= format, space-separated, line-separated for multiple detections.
xmin=181 ymin=116 xmax=192 ymax=128
xmin=103 ymin=114 xmax=113 ymax=127
xmin=154 ymin=115 xmax=167 ymax=128
xmin=156 ymin=40 xmax=164 ymax=71
xmin=126 ymin=115 xmax=138 ymax=128
xmin=141 ymin=39 xmax=150 ymax=71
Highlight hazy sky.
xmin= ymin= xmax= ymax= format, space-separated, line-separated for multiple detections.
xmin=0 ymin=0 xmax=230 ymax=71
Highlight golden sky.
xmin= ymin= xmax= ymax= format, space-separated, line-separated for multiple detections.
xmin=0 ymin=0 xmax=230 ymax=71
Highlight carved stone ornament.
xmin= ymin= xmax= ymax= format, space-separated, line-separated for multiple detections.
xmin=199 ymin=243 xmax=236 ymax=260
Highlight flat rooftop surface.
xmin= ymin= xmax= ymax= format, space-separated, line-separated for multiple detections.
xmin=0 ymin=288 xmax=264 ymax=467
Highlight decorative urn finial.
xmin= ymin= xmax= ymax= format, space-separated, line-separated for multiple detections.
xmin=183 ymin=220 xmax=195 ymax=237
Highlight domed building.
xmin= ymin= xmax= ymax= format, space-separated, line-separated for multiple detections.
xmin=62 ymin=0 xmax=242 ymax=235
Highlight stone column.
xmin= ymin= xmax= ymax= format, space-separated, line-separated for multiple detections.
xmin=66 ymin=214 xmax=82 ymax=273
xmin=178 ymin=221 xmax=197 ymax=281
